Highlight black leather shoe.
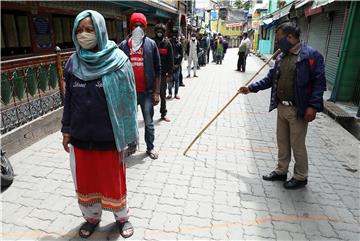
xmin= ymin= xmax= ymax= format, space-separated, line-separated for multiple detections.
xmin=262 ymin=171 xmax=287 ymax=181
xmin=283 ymin=178 xmax=307 ymax=189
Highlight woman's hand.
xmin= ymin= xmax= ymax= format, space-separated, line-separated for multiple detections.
xmin=62 ymin=133 xmax=71 ymax=153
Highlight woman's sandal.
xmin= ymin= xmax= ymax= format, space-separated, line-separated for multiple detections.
xmin=117 ymin=221 xmax=134 ymax=238
xmin=79 ymin=221 xmax=100 ymax=239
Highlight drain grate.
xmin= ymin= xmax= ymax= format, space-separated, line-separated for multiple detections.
xmin=323 ymin=101 xmax=354 ymax=121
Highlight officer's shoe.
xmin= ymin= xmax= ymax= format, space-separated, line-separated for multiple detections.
xmin=283 ymin=178 xmax=307 ymax=189
xmin=262 ymin=171 xmax=287 ymax=181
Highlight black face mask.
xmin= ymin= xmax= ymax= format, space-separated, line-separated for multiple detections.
xmin=277 ymin=36 xmax=294 ymax=54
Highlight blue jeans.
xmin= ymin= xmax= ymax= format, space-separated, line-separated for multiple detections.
xmin=168 ymin=67 xmax=180 ymax=96
xmin=137 ymin=92 xmax=155 ymax=151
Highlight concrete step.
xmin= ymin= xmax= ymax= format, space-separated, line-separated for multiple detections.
xmin=323 ymin=101 xmax=354 ymax=121
xmin=323 ymin=101 xmax=360 ymax=140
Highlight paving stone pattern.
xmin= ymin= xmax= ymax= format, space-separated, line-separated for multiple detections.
xmin=2 ymin=49 xmax=359 ymax=241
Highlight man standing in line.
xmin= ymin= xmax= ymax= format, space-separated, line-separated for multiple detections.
xmin=168 ymin=29 xmax=183 ymax=99
xmin=154 ymin=23 xmax=174 ymax=122
xmin=210 ymin=33 xmax=217 ymax=62
xmin=239 ymin=22 xmax=326 ymax=189
xmin=186 ymin=33 xmax=199 ymax=78
xmin=206 ymin=32 xmax=211 ymax=64
xmin=179 ymin=34 xmax=186 ymax=87
xmin=119 ymin=12 xmax=161 ymax=159
xmin=237 ymin=32 xmax=251 ymax=72
xmin=222 ymin=35 xmax=229 ymax=61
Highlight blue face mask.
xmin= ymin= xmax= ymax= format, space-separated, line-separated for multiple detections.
xmin=277 ymin=36 xmax=294 ymax=53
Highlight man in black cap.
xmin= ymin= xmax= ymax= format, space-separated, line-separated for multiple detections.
xmin=154 ymin=23 xmax=174 ymax=122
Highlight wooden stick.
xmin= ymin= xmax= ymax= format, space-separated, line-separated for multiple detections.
xmin=183 ymin=49 xmax=281 ymax=156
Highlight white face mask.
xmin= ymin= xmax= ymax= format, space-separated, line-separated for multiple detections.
xmin=77 ymin=32 xmax=97 ymax=50
xmin=132 ymin=26 xmax=145 ymax=51
xmin=156 ymin=32 xmax=163 ymax=38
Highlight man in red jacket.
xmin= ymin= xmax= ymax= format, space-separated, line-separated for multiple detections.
xmin=119 ymin=13 xmax=161 ymax=159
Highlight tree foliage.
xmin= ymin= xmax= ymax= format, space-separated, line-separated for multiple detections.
xmin=234 ymin=0 xmax=250 ymax=10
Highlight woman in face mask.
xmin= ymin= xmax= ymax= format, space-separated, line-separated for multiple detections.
xmin=61 ymin=10 xmax=138 ymax=239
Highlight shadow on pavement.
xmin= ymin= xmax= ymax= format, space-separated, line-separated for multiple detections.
xmin=125 ymin=152 xmax=148 ymax=168
xmin=137 ymin=118 xmax=163 ymax=129
xmin=39 ymin=222 xmax=120 ymax=241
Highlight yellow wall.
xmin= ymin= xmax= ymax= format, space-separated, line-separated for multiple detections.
xmin=210 ymin=20 xmax=242 ymax=37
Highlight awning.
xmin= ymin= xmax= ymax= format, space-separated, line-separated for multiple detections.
xmin=295 ymin=0 xmax=313 ymax=9
xmin=304 ymin=1 xmax=323 ymax=17
xmin=272 ymin=3 xmax=294 ymax=20
xmin=263 ymin=17 xmax=273 ymax=25
xmin=260 ymin=17 xmax=279 ymax=29
xmin=143 ymin=0 xmax=178 ymax=15
xmin=310 ymin=0 xmax=336 ymax=9
xmin=110 ymin=0 xmax=177 ymax=19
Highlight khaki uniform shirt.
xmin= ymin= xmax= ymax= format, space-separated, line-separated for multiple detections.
xmin=277 ymin=43 xmax=301 ymax=102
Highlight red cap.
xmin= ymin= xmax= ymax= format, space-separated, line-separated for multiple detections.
xmin=130 ymin=12 xmax=147 ymax=31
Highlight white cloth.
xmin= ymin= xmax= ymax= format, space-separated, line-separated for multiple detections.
xmin=189 ymin=40 xmax=198 ymax=59
xmin=79 ymin=202 xmax=129 ymax=222
xmin=241 ymin=38 xmax=251 ymax=55
xmin=187 ymin=57 xmax=197 ymax=76
xmin=132 ymin=26 xmax=144 ymax=52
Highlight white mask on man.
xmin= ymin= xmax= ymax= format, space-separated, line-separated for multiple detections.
xmin=132 ymin=26 xmax=145 ymax=51
xmin=77 ymin=32 xmax=97 ymax=49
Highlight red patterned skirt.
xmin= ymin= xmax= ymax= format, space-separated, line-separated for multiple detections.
xmin=72 ymin=147 xmax=127 ymax=212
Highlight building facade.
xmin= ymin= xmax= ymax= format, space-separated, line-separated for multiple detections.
xmin=1 ymin=1 xmax=184 ymax=60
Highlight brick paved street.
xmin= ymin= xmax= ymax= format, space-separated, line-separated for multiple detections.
xmin=1 ymin=49 xmax=359 ymax=241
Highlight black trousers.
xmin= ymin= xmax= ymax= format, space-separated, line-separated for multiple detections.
xmin=237 ymin=52 xmax=247 ymax=72
xmin=207 ymin=48 xmax=210 ymax=63
xmin=160 ymin=75 xmax=168 ymax=117
xmin=179 ymin=64 xmax=183 ymax=85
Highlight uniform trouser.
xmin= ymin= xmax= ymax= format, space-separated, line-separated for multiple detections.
xmin=187 ymin=56 xmax=197 ymax=76
xmin=275 ymin=104 xmax=309 ymax=181
xmin=237 ymin=52 xmax=246 ymax=71
xmin=160 ymin=75 xmax=168 ymax=118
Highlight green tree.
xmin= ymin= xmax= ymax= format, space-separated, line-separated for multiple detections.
xmin=234 ymin=0 xmax=250 ymax=10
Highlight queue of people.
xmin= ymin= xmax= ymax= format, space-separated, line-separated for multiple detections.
xmin=60 ymin=9 xmax=326 ymax=240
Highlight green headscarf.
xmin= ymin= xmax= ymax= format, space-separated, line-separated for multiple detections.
xmin=70 ymin=10 xmax=138 ymax=151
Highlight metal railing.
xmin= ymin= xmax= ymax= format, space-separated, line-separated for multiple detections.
xmin=1 ymin=48 xmax=74 ymax=134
